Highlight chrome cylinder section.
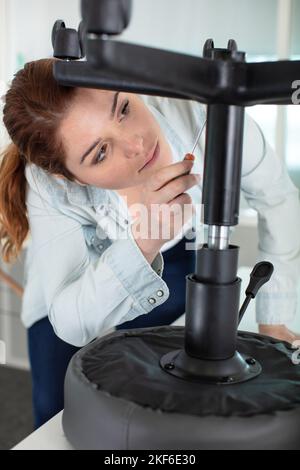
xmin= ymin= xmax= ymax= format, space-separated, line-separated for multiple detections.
xmin=208 ymin=225 xmax=230 ymax=250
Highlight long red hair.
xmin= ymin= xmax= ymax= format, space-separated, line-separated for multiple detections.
xmin=0 ymin=58 xmax=77 ymax=263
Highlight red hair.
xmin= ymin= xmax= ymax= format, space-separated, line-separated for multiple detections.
xmin=0 ymin=58 xmax=77 ymax=263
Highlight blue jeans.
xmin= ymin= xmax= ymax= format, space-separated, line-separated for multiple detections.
xmin=28 ymin=235 xmax=195 ymax=428
xmin=27 ymin=319 xmax=80 ymax=429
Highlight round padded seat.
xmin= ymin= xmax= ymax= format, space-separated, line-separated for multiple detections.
xmin=62 ymin=326 xmax=300 ymax=450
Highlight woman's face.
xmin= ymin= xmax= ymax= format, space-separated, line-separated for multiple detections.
xmin=59 ymin=88 xmax=173 ymax=189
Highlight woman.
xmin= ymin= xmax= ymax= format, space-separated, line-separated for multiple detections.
xmin=0 ymin=58 xmax=299 ymax=428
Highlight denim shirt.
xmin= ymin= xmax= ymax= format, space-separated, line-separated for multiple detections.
xmin=22 ymin=95 xmax=300 ymax=346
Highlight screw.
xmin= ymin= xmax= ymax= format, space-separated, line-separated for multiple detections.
xmin=164 ymin=362 xmax=175 ymax=370
xmin=246 ymin=358 xmax=256 ymax=366
xmin=220 ymin=376 xmax=234 ymax=383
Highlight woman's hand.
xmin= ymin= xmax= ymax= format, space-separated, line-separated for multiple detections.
xmin=130 ymin=155 xmax=200 ymax=261
xmin=259 ymin=324 xmax=300 ymax=345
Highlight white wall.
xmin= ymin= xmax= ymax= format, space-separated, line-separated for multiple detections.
xmin=291 ymin=0 xmax=300 ymax=55
xmin=0 ymin=253 xmax=27 ymax=369
xmin=122 ymin=0 xmax=278 ymax=57
xmin=5 ymin=0 xmax=81 ymax=80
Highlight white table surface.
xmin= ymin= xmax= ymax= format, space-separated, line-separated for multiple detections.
xmin=12 ymin=412 xmax=73 ymax=450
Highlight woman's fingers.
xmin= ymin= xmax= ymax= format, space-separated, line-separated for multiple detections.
xmin=184 ymin=153 xmax=196 ymax=161
xmin=148 ymin=159 xmax=195 ymax=192
xmin=159 ymin=173 xmax=201 ymax=204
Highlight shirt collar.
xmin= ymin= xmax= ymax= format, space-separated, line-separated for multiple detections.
xmin=25 ymin=162 xmax=109 ymax=208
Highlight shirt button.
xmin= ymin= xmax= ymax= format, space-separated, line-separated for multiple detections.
xmin=148 ymin=297 xmax=156 ymax=304
xmin=98 ymin=244 xmax=104 ymax=250
xmin=157 ymin=290 xmax=164 ymax=297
